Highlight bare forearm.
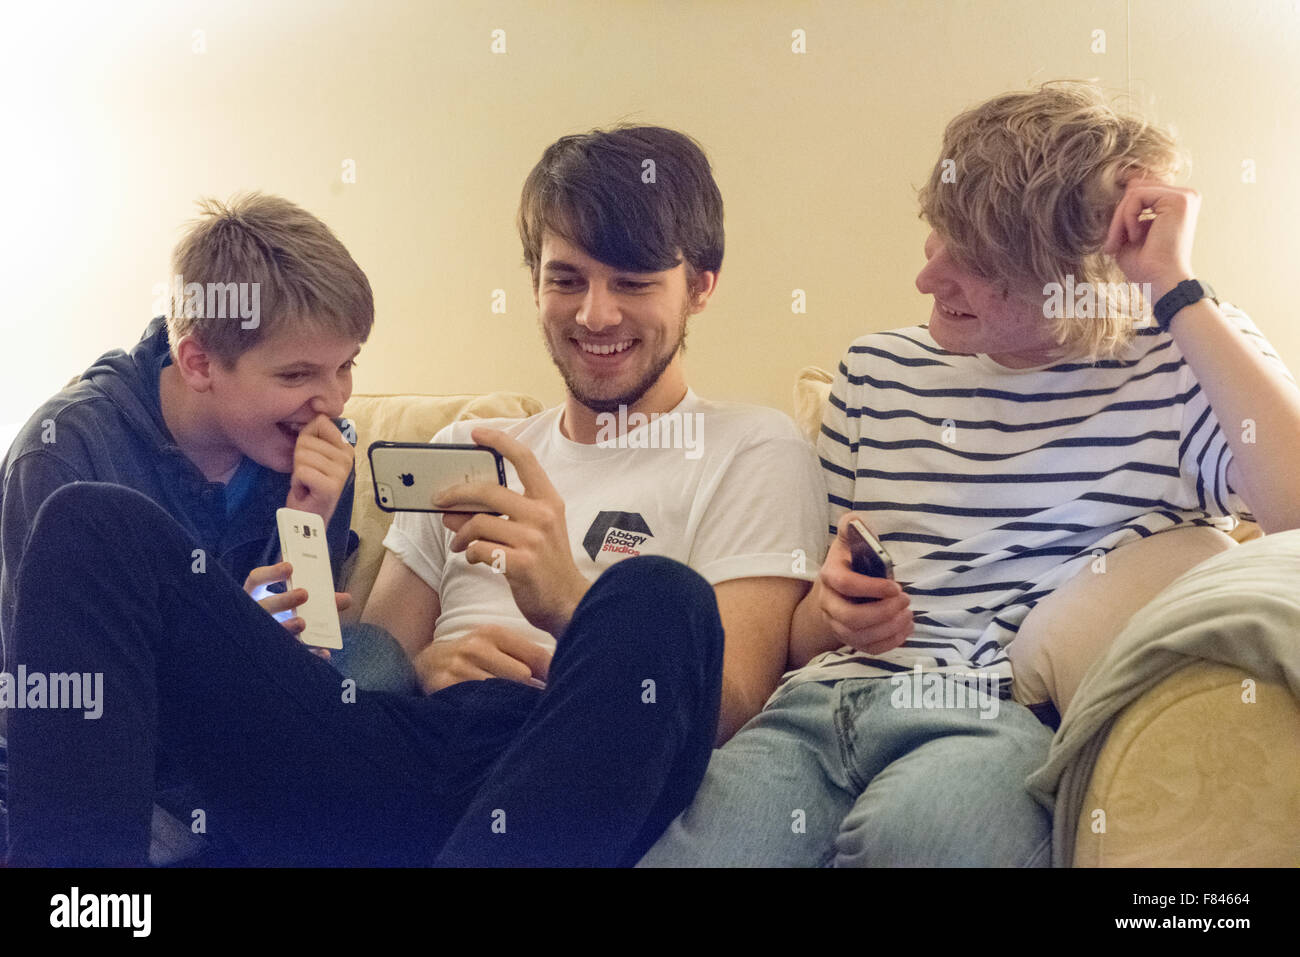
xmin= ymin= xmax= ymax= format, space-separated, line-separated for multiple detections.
xmin=715 ymin=674 xmax=752 ymax=746
xmin=788 ymin=583 xmax=842 ymax=670
xmin=1169 ymin=299 xmax=1300 ymax=532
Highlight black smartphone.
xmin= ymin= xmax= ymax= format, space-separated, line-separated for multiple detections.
xmin=844 ymin=518 xmax=894 ymax=603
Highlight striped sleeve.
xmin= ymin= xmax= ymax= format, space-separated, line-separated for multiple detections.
xmin=1178 ymin=304 xmax=1295 ymax=520
xmin=816 ymin=347 xmax=861 ymax=539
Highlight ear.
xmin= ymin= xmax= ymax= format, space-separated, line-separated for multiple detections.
xmin=172 ymin=335 xmax=219 ymax=393
xmin=688 ymin=269 xmax=719 ymax=315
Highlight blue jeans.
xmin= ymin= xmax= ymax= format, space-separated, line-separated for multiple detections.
xmin=638 ymin=676 xmax=1053 ymax=867
xmin=333 ymin=622 xmax=420 ymax=696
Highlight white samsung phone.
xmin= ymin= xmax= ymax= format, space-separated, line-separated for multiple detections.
xmin=369 ymin=441 xmax=507 ymax=513
xmin=275 ymin=507 xmax=343 ymax=650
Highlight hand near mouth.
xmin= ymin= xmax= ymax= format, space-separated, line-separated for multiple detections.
xmin=285 ymin=413 xmax=355 ymax=524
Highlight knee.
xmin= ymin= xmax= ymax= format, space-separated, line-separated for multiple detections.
xmin=590 ymin=557 xmax=717 ymax=625
xmin=598 ymin=555 xmax=711 ymax=602
xmin=572 ymin=556 xmax=723 ymax=669
xmin=833 ymin=754 xmax=1053 ymax=867
xmin=29 ymin=482 xmax=164 ymax=546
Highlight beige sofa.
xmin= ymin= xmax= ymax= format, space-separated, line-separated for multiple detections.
xmin=341 ymin=376 xmax=1300 ymax=867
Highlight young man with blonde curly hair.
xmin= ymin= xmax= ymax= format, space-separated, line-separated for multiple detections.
xmin=641 ymin=82 xmax=1300 ymax=867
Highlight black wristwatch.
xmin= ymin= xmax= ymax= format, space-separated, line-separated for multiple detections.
xmin=1153 ymin=279 xmax=1218 ymax=332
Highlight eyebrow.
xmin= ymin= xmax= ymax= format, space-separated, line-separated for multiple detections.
xmin=541 ymin=259 xmax=659 ymax=279
xmin=274 ymin=346 xmax=361 ymax=372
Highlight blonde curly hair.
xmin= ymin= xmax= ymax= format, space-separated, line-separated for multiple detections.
xmin=917 ymin=82 xmax=1185 ymax=360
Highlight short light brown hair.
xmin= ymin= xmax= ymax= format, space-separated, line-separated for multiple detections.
xmin=166 ymin=192 xmax=374 ymax=366
xmin=918 ymin=82 xmax=1184 ymax=360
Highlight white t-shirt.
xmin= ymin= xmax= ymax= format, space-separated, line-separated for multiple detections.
xmin=383 ymin=389 xmax=828 ymax=650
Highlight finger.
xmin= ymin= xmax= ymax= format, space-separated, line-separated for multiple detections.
xmin=295 ymin=430 xmax=355 ymax=464
xmin=834 ymin=511 xmax=871 ymax=544
xmin=435 ymin=480 xmax=527 ymax=517
xmin=288 ymin=464 xmax=335 ymax=500
xmin=282 ymin=616 xmax=307 ymax=635
xmin=293 ymin=446 xmax=354 ymax=484
xmin=448 ymin=513 xmax=524 ymax=554
xmin=830 ymin=597 xmax=909 ymax=649
xmin=463 ymin=539 xmax=513 ymax=573
xmin=858 ymin=606 xmax=914 ymax=654
xmin=334 ymin=592 xmax=353 ymax=613
xmin=244 ymin=561 xmax=293 ymax=593
xmin=259 ymin=588 xmax=309 ymax=616
xmin=484 ymin=628 xmax=553 ymax=681
xmin=822 ymin=566 xmax=902 ymax=603
xmin=437 ymin=663 xmax=499 ymax=689
xmin=293 ymin=446 xmax=350 ymax=481
xmin=460 ymin=640 xmax=539 ymax=685
xmin=832 ymin=591 xmax=910 ymax=633
xmin=1103 ymin=190 xmax=1134 ymax=254
xmin=1106 ymin=185 xmax=1142 ymax=252
xmin=300 ymin=413 xmax=352 ymax=449
xmin=469 ymin=427 xmax=558 ymax=502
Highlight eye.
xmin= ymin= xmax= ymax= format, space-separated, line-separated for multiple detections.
xmin=546 ymin=278 xmax=580 ymax=289
xmin=279 ymin=372 xmax=310 ymax=383
xmin=340 ymin=359 xmax=357 ymax=372
xmin=621 ymin=280 xmax=654 ymax=290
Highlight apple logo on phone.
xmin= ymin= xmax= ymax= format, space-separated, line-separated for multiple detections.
xmin=400 ymin=472 xmax=415 ymax=487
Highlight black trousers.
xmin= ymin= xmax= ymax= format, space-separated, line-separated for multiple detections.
xmin=5 ymin=483 xmax=724 ymax=866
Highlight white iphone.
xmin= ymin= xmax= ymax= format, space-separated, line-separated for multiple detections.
xmin=369 ymin=441 xmax=507 ymax=513
xmin=275 ymin=507 xmax=343 ymax=650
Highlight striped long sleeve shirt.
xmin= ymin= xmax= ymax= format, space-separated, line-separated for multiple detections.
xmin=780 ymin=304 xmax=1292 ymax=695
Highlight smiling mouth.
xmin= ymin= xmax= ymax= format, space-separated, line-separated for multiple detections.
xmin=575 ymin=338 xmax=637 ymax=356
xmin=936 ymin=301 xmax=977 ymax=319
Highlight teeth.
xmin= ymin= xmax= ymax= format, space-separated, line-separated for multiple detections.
xmin=938 ymin=303 xmax=973 ymax=317
xmin=579 ymin=340 xmax=633 ymax=355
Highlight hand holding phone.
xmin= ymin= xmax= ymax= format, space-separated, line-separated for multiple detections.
xmin=370 ymin=442 xmax=507 ymax=513
xmin=844 ymin=518 xmax=894 ymax=603
xmin=274 ymin=507 xmax=343 ymax=649
xmin=813 ymin=515 xmax=911 ymax=656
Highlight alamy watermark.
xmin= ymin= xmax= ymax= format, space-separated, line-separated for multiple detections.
xmin=1042 ymin=276 xmax=1152 ymax=323
xmin=595 ymin=405 xmax=704 ymax=460
xmin=50 ymin=887 xmax=150 ymax=937
xmin=0 ymin=666 xmax=103 ymax=719
xmin=888 ymin=663 xmax=1001 ymax=719
xmin=151 ymin=273 xmax=261 ymax=328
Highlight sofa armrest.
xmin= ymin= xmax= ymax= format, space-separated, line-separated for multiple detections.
xmin=1074 ymin=661 xmax=1300 ymax=866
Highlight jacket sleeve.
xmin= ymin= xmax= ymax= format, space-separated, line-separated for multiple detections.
xmin=326 ymin=467 xmax=357 ymax=588
xmin=0 ymin=450 xmax=85 ymax=668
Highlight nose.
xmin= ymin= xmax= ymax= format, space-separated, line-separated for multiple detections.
xmin=310 ymin=378 xmax=348 ymax=420
xmin=915 ymin=232 xmax=950 ymax=296
xmin=576 ymin=282 xmax=620 ymax=334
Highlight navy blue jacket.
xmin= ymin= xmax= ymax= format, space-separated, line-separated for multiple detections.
xmin=0 ymin=317 xmax=356 ymax=667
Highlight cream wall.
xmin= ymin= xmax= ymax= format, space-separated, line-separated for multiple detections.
xmin=2 ymin=0 xmax=1297 ymax=431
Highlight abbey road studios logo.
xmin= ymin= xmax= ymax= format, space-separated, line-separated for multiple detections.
xmin=582 ymin=511 xmax=653 ymax=560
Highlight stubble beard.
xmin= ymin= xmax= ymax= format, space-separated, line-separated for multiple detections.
xmin=545 ymin=308 xmax=690 ymax=416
